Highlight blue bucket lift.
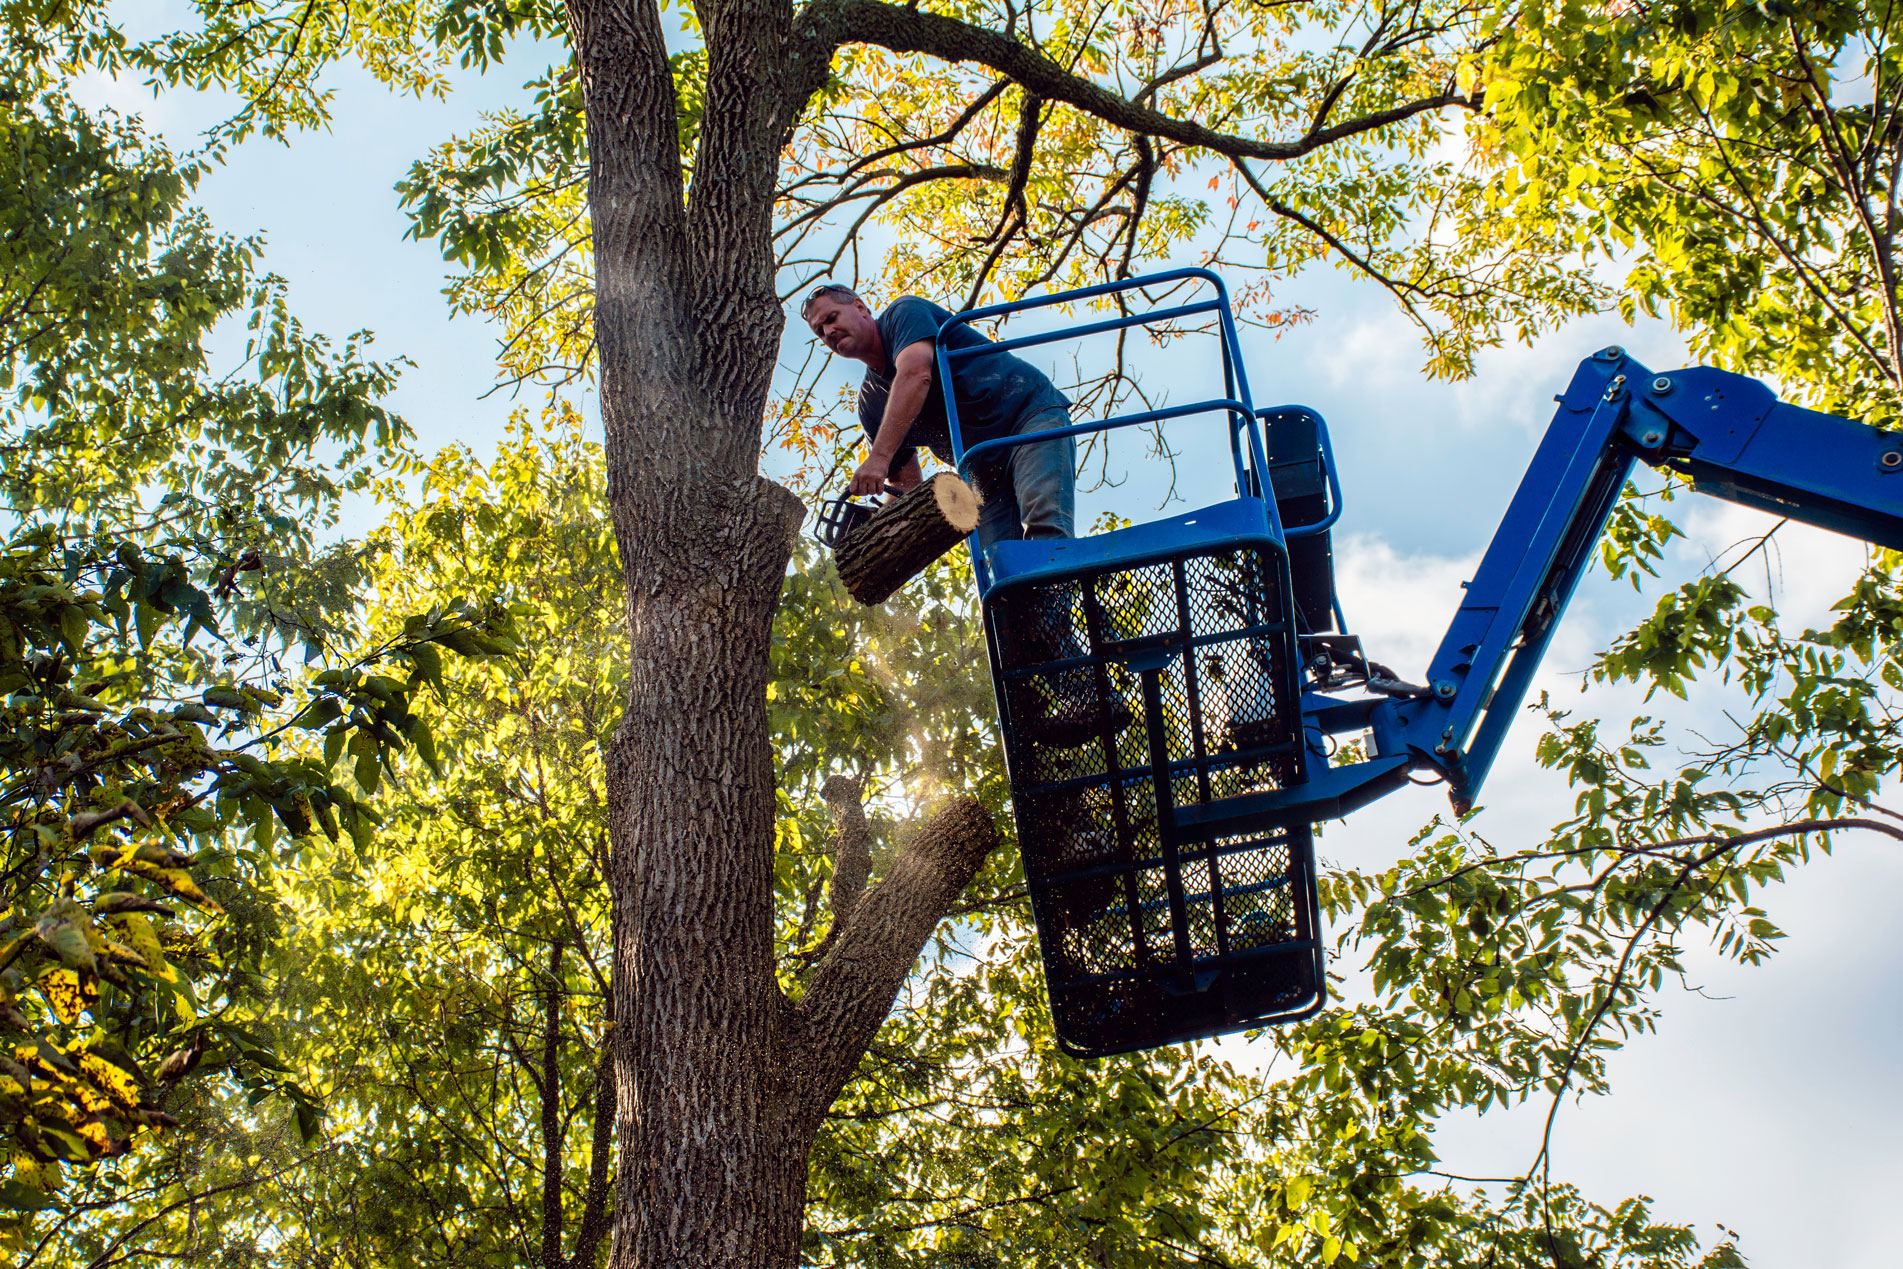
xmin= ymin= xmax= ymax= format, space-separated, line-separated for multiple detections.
xmin=938 ymin=270 xmax=1903 ymax=1059
xmin=941 ymin=270 xmax=1335 ymax=1056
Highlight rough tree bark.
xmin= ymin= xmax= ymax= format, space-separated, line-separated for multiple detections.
xmin=560 ymin=0 xmax=1475 ymax=1260
xmin=821 ymin=773 xmax=871 ymax=923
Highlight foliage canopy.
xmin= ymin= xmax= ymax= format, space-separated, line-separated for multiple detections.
xmin=6 ymin=0 xmax=1903 ymax=1264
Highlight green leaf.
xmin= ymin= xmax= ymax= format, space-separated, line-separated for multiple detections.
xmin=36 ymin=916 xmax=97 ymax=973
xmin=57 ymin=604 xmax=88 ymax=655
xmin=354 ymin=747 xmax=381 ymax=795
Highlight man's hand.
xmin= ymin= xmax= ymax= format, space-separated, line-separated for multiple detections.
xmin=850 ymin=455 xmax=891 ymax=496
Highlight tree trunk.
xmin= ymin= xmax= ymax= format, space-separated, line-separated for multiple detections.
xmin=563 ymin=0 xmax=1006 ymax=1261
xmin=832 ymin=473 xmax=981 ymax=605
xmin=572 ymin=0 xmax=812 ymax=1246
xmin=547 ymin=0 xmax=1497 ymax=1252
xmin=603 ymin=471 xmax=807 ymax=1264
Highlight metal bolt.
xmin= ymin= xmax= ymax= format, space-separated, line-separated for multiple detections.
xmin=1604 ymin=374 xmax=1627 ymax=401
xmin=1598 ymin=346 xmax=1624 ymax=360
xmin=1433 ymin=679 xmax=1457 ymax=700
xmin=1651 ymin=376 xmax=1673 ymax=395
xmin=1883 ymin=450 xmax=1903 ymax=470
xmin=1640 ymin=429 xmax=1664 ymax=448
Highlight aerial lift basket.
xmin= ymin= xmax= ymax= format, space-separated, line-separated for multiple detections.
xmin=988 ymin=540 xmax=1320 ymax=1055
xmin=943 ymin=271 xmax=1331 ymax=1057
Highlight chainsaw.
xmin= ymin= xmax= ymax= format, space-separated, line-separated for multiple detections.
xmin=813 ymin=481 xmax=905 ymax=548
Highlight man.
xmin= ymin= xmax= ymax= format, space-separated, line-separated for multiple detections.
xmin=800 ymin=284 xmax=1074 ymax=548
xmin=801 ymin=284 xmax=1130 ymax=747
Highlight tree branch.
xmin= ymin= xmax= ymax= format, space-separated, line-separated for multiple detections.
xmin=992 ymin=88 xmax=1044 ymax=243
xmin=564 ymin=1016 xmax=617 ymax=1269
xmin=1787 ymin=20 xmax=1903 ymax=388
xmin=780 ymin=79 xmax=1010 ymax=198
xmin=788 ymin=0 xmax=1472 ymax=166
xmin=777 ymin=162 xmax=1009 ymax=243
xmin=822 ymin=773 xmax=871 ymax=924
xmin=538 ymin=940 xmax=565 ymax=1269
xmin=564 ymin=0 xmax=688 ymax=247
xmin=790 ymin=797 xmax=1000 ymax=1125
xmin=1118 ymin=133 xmax=1155 ymax=279
xmin=1390 ymin=814 xmax=1903 ymax=903
xmin=1651 ymin=123 xmax=1890 ymax=373
xmin=1237 ymin=160 xmax=1434 ymax=326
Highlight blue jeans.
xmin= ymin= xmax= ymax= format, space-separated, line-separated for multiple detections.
xmin=976 ymin=407 xmax=1075 ymax=550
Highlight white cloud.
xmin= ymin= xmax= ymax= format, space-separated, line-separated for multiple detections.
xmin=67 ymin=68 xmax=173 ymax=127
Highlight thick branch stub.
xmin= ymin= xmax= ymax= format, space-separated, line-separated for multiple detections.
xmin=821 ymin=772 xmax=870 ymax=923
xmin=792 ymin=798 xmax=1001 ymax=1122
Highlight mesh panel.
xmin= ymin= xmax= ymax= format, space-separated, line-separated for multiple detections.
xmin=993 ymin=542 xmax=1323 ymax=1057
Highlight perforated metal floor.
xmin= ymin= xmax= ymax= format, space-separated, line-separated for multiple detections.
xmin=988 ymin=545 xmax=1324 ymax=1057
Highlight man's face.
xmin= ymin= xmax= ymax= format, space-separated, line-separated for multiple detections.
xmin=805 ymin=295 xmax=879 ymax=364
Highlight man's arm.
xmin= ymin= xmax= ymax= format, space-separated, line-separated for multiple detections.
xmin=851 ymin=340 xmax=935 ymax=495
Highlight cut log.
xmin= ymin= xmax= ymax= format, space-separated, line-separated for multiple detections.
xmin=832 ymin=472 xmax=981 ymax=605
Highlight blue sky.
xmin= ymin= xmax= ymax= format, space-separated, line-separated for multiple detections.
xmin=74 ymin=30 xmax=1903 ymax=1267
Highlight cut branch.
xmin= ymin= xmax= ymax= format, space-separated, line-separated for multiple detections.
xmin=830 ymin=473 xmax=981 ymax=605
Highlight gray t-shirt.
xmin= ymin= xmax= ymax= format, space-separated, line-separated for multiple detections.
xmin=857 ymin=296 xmax=1069 ymax=493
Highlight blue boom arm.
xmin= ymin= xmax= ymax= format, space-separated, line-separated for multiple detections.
xmin=1312 ymin=347 xmax=1903 ymax=819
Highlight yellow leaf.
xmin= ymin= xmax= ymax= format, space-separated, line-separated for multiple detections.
xmin=35 ymin=967 xmax=95 ymax=1026
xmin=0 ymin=929 xmax=36 ymax=975
xmin=107 ymin=913 xmax=173 ymax=982
xmin=110 ymin=860 xmax=222 ymax=914
xmin=100 ymin=938 xmax=149 ymax=970
xmin=9 ymin=1150 xmax=58 ymax=1192
xmin=76 ymin=1119 xmax=114 ymax=1154
xmin=77 ymin=1052 xmax=141 ymax=1113
xmin=70 ymin=1080 xmax=114 ymax=1116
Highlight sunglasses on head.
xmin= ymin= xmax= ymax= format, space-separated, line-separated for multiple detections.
xmin=801 ymin=283 xmax=857 ymax=317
